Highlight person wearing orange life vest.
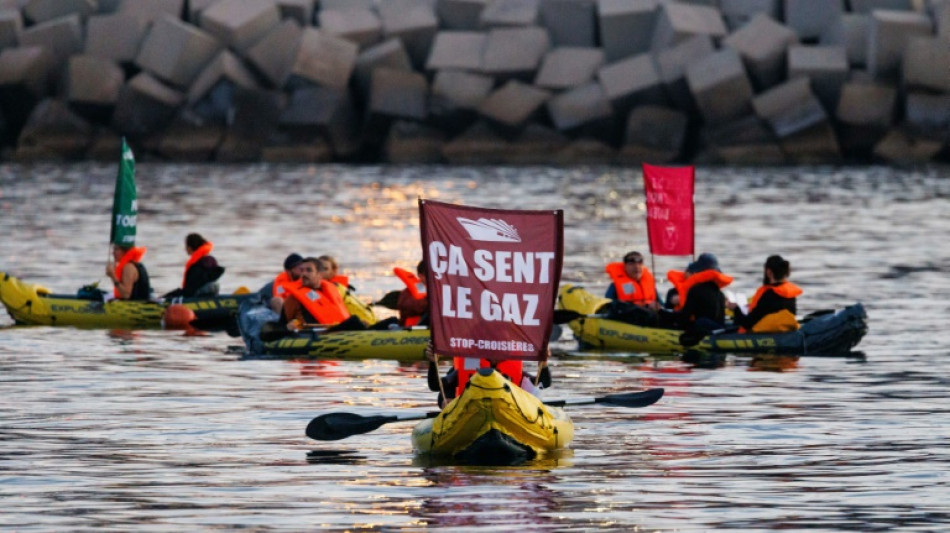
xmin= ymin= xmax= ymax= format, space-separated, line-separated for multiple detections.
xmin=728 ymin=255 xmax=802 ymax=333
xmin=267 ymin=253 xmax=306 ymax=313
xmin=604 ymin=250 xmax=661 ymax=326
xmin=163 ymin=233 xmax=224 ymax=299
xmin=395 ymin=260 xmax=428 ymax=327
xmin=106 ymin=244 xmax=152 ymax=300
xmin=666 ymin=253 xmax=733 ymax=341
xmin=317 ymin=255 xmax=350 ymax=289
xmin=280 ymin=257 xmax=356 ymax=330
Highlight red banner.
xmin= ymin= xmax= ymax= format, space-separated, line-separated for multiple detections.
xmin=420 ymin=200 xmax=563 ymax=361
xmin=643 ymin=163 xmax=694 ymax=256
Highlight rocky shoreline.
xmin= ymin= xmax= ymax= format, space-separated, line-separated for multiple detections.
xmin=1 ymin=0 xmax=948 ymax=165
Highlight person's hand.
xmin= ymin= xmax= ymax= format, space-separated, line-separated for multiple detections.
xmin=287 ymin=318 xmax=301 ymax=332
xmin=424 ymin=341 xmax=436 ymax=362
xmin=105 ymin=263 xmax=115 ymax=281
xmin=725 ymin=300 xmax=737 ymax=311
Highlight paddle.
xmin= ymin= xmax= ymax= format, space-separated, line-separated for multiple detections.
xmin=305 ymin=387 xmax=664 ymax=441
xmin=374 ymin=289 xmax=402 ymax=310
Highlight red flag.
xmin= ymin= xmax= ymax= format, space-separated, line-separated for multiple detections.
xmin=420 ymin=200 xmax=564 ymax=362
xmin=643 ymin=163 xmax=694 ymax=256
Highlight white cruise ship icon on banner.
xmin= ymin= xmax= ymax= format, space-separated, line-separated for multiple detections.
xmin=457 ymin=217 xmax=522 ymax=243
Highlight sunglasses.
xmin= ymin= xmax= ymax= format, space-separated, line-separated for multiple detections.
xmin=625 ymin=257 xmax=643 ymax=264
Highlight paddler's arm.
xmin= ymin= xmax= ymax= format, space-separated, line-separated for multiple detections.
xmin=108 ymin=262 xmax=138 ymax=299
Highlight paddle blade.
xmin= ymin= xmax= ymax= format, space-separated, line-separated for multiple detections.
xmin=374 ymin=290 xmax=402 ymax=310
xmin=596 ymin=387 xmax=664 ymax=407
xmin=552 ymin=309 xmax=583 ymax=324
xmin=306 ymin=413 xmax=397 ymax=441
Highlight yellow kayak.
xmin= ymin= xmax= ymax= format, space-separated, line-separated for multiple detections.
xmin=411 ymin=367 xmax=573 ymax=462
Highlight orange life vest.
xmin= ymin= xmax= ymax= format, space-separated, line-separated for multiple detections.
xmin=605 ymin=262 xmax=657 ymax=305
xmin=667 ymin=269 xmax=733 ymax=311
xmin=286 ymin=279 xmax=350 ymax=325
xmin=114 ymin=246 xmax=146 ymax=298
xmin=453 ymin=357 xmax=523 ymax=398
xmin=329 ymin=275 xmax=349 ymax=288
xmin=741 ymin=281 xmax=803 ymax=333
xmin=747 ymin=281 xmax=803 ymax=310
xmin=273 ymin=272 xmax=296 ymax=298
xmin=394 ymin=267 xmax=427 ymax=299
xmin=182 ymin=242 xmax=213 ymax=288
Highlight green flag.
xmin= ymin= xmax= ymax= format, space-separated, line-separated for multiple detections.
xmin=110 ymin=138 xmax=137 ymax=246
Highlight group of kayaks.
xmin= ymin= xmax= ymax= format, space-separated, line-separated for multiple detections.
xmin=2 ymin=270 xmax=868 ymax=463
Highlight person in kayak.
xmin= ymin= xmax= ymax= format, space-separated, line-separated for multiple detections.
xmin=666 ymin=252 xmax=733 ymax=344
xmin=163 ymin=233 xmax=224 ymax=299
xmin=604 ymin=250 xmax=660 ymax=326
xmin=317 ymin=255 xmax=349 ymax=288
xmin=728 ymin=255 xmax=803 ymax=333
xmin=280 ymin=257 xmax=361 ymax=331
xmin=425 ymin=343 xmax=552 ymax=408
xmin=267 ymin=253 xmax=305 ymax=313
xmin=107 ymin=244 xmax=152 ymax=300
xmin=395 ymin=260 xmax=428 ymax=327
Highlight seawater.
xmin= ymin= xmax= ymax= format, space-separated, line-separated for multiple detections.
xmin=1 ymin=164 xmax=949 ymax=531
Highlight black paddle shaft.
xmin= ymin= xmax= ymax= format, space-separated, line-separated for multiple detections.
xmin=545 ymin=387 xmax=664 ymax=408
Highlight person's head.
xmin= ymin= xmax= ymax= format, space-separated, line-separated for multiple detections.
xmin=113 ymin=244 xmax=131 ymax=262
xmin=298 ymin=258 xmax=322 ymax=288
xmin=317 ymin=255 xmax=338 ymax=278
xmin=314 ymin=257 xmax=332 ymax=280
xmin=416 ymin=260 xmax=426 ymax=277
xmin=622 ymin=251 xmax=645 ymax=280
xmin=686 ymin=253 xmax=720 ymax=275
xmin=185 ymin=233 xmax=207 ymax=254
xmin=764 ymin=255 xmax=790 ymax=284
xmin=283 ymin=253 xmax=305 ymax=280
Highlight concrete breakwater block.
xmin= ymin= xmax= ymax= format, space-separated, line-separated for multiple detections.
xmin=426 ymin=31 xmax=486 ymax=71
xmin=15 ymin=98 xmax=92 ymax=161
xmin=867 ymin=9 xmax=932 ymax=80
xmin=479 ymin=0 xmax=540 ymax=28
xmin=280 ymin=85 xmax=360 ymax=157
xmin=686 ymin=48 xmax=754 ymax=126
xmin=67 ymin=55 xmax=124 ymax=106
xmin=437 ymin=0 xmax=490 ymax=30
xmin=873 ymin=129 xmax=944 ymax=163
xmin=507 ymin=124 xmax=568 ymax=164
xmin=318 ymin=7 xmax=382 ymax=50
xmin=187 ymin=50 xmax=259 ymax=123
xmin=136 ymin=15 xmax=222 ymax=88
xmin=481 ymin=26 xmax=550 ymax=79
xmin=719 ymin=0 xmax=780 ymax=31
xmin=353 ymin=38 xmax=413 ymax=100
xmin=540 ymin=0 xmax=596 ymax=47
xmin=0 ymin=46 xmax=53 ymax=143
xmin=276 ymin=0 xmax=313 ymax=25
xmin=620 ymin=104 xmax=688 ymax=163
xmin=200 ymin=0 xmax=280 ymax=53
xmin=289 ymin=27 xmax=358 ymax=90
xmin=702 ymin=115 xmax=786 ymax=164
xmin=787 ymin=45 xmax=848 ymax=113
xmin=784 ymin=0 xmax=844 ymax=41
xmin=905 ymin=92 xmax=950 ymax=136
xmin=655 ymin=34 xmax=715 ymax=113
xmin=849 ymin=0 xmax=913 ymax=13
xmin=384 ymin=120 xmax=446 ymax=163
xmin=598 ymin=0 xmax=660 ymax=62
xmin=821 ymin=13 xmax=870 ymax=68
xmin=535 ymin=47 xmax=605 ymax=90
xmin=442 ymin=120 xmax=512 ymax=164
xmin=215 ymin=88 xmax=285 ymax=161
xmin=378 ymin=1 xmax=438 ymax=69
xmin=546 ymin=81 xmax=613 ymax=131
xmin=429 ymin=69 xmax=494 ymax=131
xmin=84 ymin=13 xmax=148 ymax=64
xmin=597 ymin=52 xmax=665 ymax=114
xmin=0 ymin=9 xmax=21 ymax=49
xmin=369 ymin=67 xmax=428 ymax=120
xmin=112 ymin=72 xmax=185 ymax=137
xmin=753 ymin=76 xmax=840 ymax=160
xmin=156 ymin=117 xmax=225 ymax=161
xmin=117 ymin=0 xmax=185 ymax=25
xmin=903 ymin=37 xmax=950 ymax=93
xmin=835 ymin=81 xmax=897 ymax=156
xmin=723 ymin=13 xmax=798 ymax=92
xmin=246 ymin=19 xmax=302 ymax=89
xmin=477 ymin=79 xmax=550 ymax=131
xmin=17 ymin=14 xmax=84 ymax=74
xmin=23 ymin=0 xmax=96 ymax=25
xmin=652 ymin=2 xmax=727 ymax=51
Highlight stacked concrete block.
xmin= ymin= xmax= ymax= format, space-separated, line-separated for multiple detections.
xmin=14 ymin=99 xmax=93 ymax=161
xmin=535 ymin=47 xmax=605 ymax=90
xmin=353 ymin=38 xmax=413 ymax=99
xmin=0 ymin=46 xmax=53 ymax=144
xmin=873 ymin=129 xmax=944 ymax=163
xmin=479 ymin=0 xmax=540 ymax=28
xmin=186 ymin=50 xmax=259 ymax=125
xmin=481 ymin=26 xmax=550 ymax=79
xmin=112 ymin=72 xmax=185 ymax=137
xmin=783 ymin=0 xmax=845 ymax=41
xmin=136 ymin=15 xmax=222 ymax=88
xmin=369 ymin=67 xmax=428 ymax=121
xmin=597 ymin=52 xmax=665 ymax=114
xmin=787 ymin=45 xmax=848 ymax=112
xmin=276 ymin=0 xmax=313 ymax=25
xmin=0 ymin=8 xmax=22 ymax=49
xmin=723 ymin=14 xmax=798 ymax=92
xmin=279 ymin=85 xmax=361 ymax=157
xmin=188 ymin=0 xmax=218 ymax=24
xmin=437 ymin=0 xmax=490 ymax=30
xmin=378 ymin=1 xmax=438 ymax=69
xmin=477 ymin=79 xmax=550 ymax=132
xmin=655 ymin=34 xmax=715 ymax=113
xmin=685 ymin=48 xmax=754 ymax=126
xmin=442 ymin=120 xmax=512 ymax=164
xmin=820 ymin=14 xmax=870 ymax=67
xmin=22 ymin=0 xmax=96 ymax=25
xmin=905 ymin=92 xmax=950 ymax=137
xmin=117 ymin=0 xmax=185 ymax=25
xmin=849 ymin=0 xmax=912 ymax=13
xmin=507 ymin=124 xmax=568 ymax=164
xmin=384 ymin=120 xmax=446 ymax=163
xmin=598 ymin=0 xmax=659 ymax=62
xmin=867 ymin=10 xmax=932 ymax=80
xmin=318 ymin=8 xmax=382 ymax=50
xmin=217 ymin=87 xmax=285 ymax=161
xmin=719 ymin=0 xmax=780 ymax=31
xmin=246 ymin=19 xmax=302 ymax=88
xmin=429 ymin=69 xmax=494 ymax=132
xmin=702 ymin=115 xmax=786 ymax=164
xmin=155 ymin=116 xmax=225 ymax=161
xmin=903 ymin=37 xmax=950 ymax=93
xmin=321 ymin=0 xmax=375 ymax=10
xmin=425 ymin=31 xmax=486 ymax=71
xmin=546 ymin=81 xmax=613 ymax=131
xmin=66 ymin=55 xmax=124 ymax=109
xmin=539 ymin=0 xmax=596 ymax=47
xmin=17 ymin=14 xmax=84 ymax=74
xmin=835 ymin=81 xmax=897 ymax=156
xmin=652 ymin=2 xmax=727 ymax=51
xmin=619 ymin=104 xmax=688 ymax=163
xmin=200 ymin=0 xmax=280 ymax=53
xmin=84 ymin=13 xmax=148 ymax=64
xmin=289 ymin=28 xmax=358 ymax=90
xmin=935 ymin=0 xmax=950 ymax=41
xmin=752 ymin=76 xmax=840 ymax=161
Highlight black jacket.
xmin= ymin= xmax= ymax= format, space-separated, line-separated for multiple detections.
xmin=733 ymin=287 xmax=797 ymax=330
xmin=165 ymin=256 xmax=224 ymax=299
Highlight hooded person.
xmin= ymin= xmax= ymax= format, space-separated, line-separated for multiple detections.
xmin=666 ymin=253 xmax=733 ymax=342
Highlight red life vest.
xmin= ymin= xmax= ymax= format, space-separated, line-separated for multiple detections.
xmin=114 ymin=246 xmax=146 ymax=298
xmin=273 ymin=272 xmax=296 ymax=298
xmin=605 ymin=262 xmax=657 ymax=305
xmin=453 ymin=357 xmax=523 ymax=398
xmin=329 ymin=275 xmax=349 ymax=288
xmin=394 ymin=267 xmax=427 ymax=326
xmin=182 ymin=242 xmax=213 ymax=288
xmin=667 ymin=269 xmax=733 ymax=311
xmin=286 ymin=279 xmax=350 ymax=325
